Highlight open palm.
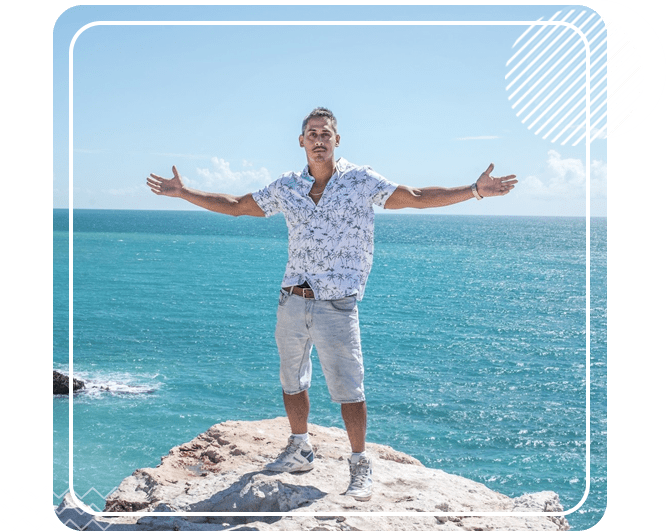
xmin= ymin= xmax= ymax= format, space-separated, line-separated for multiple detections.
xmin=476 ymin=163 xmax=518 ymax=198
xmin=147 ymin=166 xmax=185 ymax=197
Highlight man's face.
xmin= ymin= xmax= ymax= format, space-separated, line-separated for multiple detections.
xmin=299 ymin=117 xmax=340 ymax=164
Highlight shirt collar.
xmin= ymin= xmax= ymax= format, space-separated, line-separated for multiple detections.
xmin=302 ymin=157 xmax=346 ymax=182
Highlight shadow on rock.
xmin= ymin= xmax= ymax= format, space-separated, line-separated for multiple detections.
xmin=136 ymin=470 xmax=327 ymax=526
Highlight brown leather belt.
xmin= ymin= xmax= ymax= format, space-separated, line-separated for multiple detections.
xmin=284 ymin=285 xmax=315 ymax=298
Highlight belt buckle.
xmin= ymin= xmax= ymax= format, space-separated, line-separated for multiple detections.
xmin=303 ymin=288 xmax=313 ymax=298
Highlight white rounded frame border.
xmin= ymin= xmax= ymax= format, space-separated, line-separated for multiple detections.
xmin=66 ymin=19 xmax=595 ymax=520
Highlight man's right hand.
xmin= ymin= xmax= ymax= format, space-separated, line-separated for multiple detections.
xmin=145 ymin=165 xmax=266 ymax=217
xmin=147 ymin=166 xmax=185 ymax=197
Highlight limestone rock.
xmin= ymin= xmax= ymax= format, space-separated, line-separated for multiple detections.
xmin=56 ymin=417 xmax=570 ymax=531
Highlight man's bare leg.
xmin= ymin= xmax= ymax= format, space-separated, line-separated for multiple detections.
xmin=283 ymin=390 xmax=309 ymax=434
xmin=342 ymin=401 xmax=372 ymax=500
xmin=283 ymin=392 xmax=366 ymax=451
xmin=265 ymin=390 xmax=314 ymax=472
xmin=341 ymin=401 xmax=367 ymax=453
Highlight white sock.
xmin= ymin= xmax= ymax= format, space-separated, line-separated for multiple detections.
xmin=292 ymin=433 xmax=310 ymax=445
xmin=350 ymin=451 xmax=367 ymax=464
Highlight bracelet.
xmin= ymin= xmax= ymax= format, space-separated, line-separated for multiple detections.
xmin=471 ymin=182 xmax=483 ymax=200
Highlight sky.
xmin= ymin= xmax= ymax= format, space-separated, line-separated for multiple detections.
xmin=53 ymin=4 xmax=608 ymax=216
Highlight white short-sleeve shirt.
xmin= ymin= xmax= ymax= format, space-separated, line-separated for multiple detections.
xmin=252 ymin=158 xmax=398 ymax=300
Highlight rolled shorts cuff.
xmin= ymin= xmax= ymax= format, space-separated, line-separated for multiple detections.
xmin=281 ymin=386 xmax=310 ymax=396
xmin=281 ymin=385 xmax=365 ymax=404
xmin=333 ymin=396 xmax=367 ymax=404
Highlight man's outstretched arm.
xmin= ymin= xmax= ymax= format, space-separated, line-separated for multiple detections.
xmin=147 ymin=166 xmax=265 ymax=217
xmin=384 ymin=163 xmax=517 ymax=210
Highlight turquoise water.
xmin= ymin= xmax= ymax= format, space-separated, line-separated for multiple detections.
xmin=53 ymin=209 xmax=606 ymax=529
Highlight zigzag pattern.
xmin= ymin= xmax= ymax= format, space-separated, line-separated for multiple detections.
xmin=54 ymin=486 xmax=118 ymax=511
xmin=54 ymin=506 xmax=111 ymax=530
xmin=0 ymin=486 xmax=101 ymax=531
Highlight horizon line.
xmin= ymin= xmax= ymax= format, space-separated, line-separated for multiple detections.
xmin=52 ymin=207 xmax=605 ymax=219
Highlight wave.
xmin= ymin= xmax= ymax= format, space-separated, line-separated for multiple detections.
xmin=53 ymin=366 xmax=162 ymax=399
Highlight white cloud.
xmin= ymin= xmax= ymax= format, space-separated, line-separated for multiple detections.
xmin=192 ymin=157 xmax=272 ymax=195
xmin=519 ymin=150 xmax=606 ymax=216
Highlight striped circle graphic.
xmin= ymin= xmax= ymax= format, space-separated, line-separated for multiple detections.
xmin=506 ymin=8 xmax=607 ymax=146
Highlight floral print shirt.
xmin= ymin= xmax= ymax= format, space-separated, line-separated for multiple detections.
xmin=252 ymin=158 xmax=398 ymax=300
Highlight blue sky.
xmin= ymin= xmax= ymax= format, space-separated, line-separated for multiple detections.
xmin=54 ymin=4 xmax=607 ymax=216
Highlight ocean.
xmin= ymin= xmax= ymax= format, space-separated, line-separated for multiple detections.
xmin=53 ymin=208 xmax=606 ymax=530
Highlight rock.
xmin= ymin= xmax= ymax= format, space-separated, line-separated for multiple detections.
xmin=56 ymin=417 xmax=570 ymax=531
xmin=53 ymin=370 xmax=85 ymax=395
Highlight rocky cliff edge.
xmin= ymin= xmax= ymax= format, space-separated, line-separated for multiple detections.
xmin=55 ymin=417 xmax=570 ymax=531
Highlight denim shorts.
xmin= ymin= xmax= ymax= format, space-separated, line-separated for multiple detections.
xmin=275 ymin=289 xmax=364 ymax=404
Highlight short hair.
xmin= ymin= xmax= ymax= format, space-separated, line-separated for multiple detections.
xmin=301 ymin=107 xmax=337 ymax=135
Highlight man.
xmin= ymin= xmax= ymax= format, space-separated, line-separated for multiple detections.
xmin=147 ymin=107 xmax=517 ymax=501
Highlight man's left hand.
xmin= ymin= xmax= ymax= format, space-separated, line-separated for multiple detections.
xmin=476 ymin=163 xmax=518 ymax=198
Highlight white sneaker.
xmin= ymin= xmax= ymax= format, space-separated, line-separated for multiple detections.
xmin=265 ymin=435 xmax=315 ymax=473
xmin=344 ymin=456 xmax=372 ymax=501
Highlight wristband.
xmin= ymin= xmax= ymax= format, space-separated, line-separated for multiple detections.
xmin=471 ymin=182 xmax=483 ymax=200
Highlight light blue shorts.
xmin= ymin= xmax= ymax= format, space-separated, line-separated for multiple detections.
xmin=275 ymin=289 xmax=365 ymax=404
